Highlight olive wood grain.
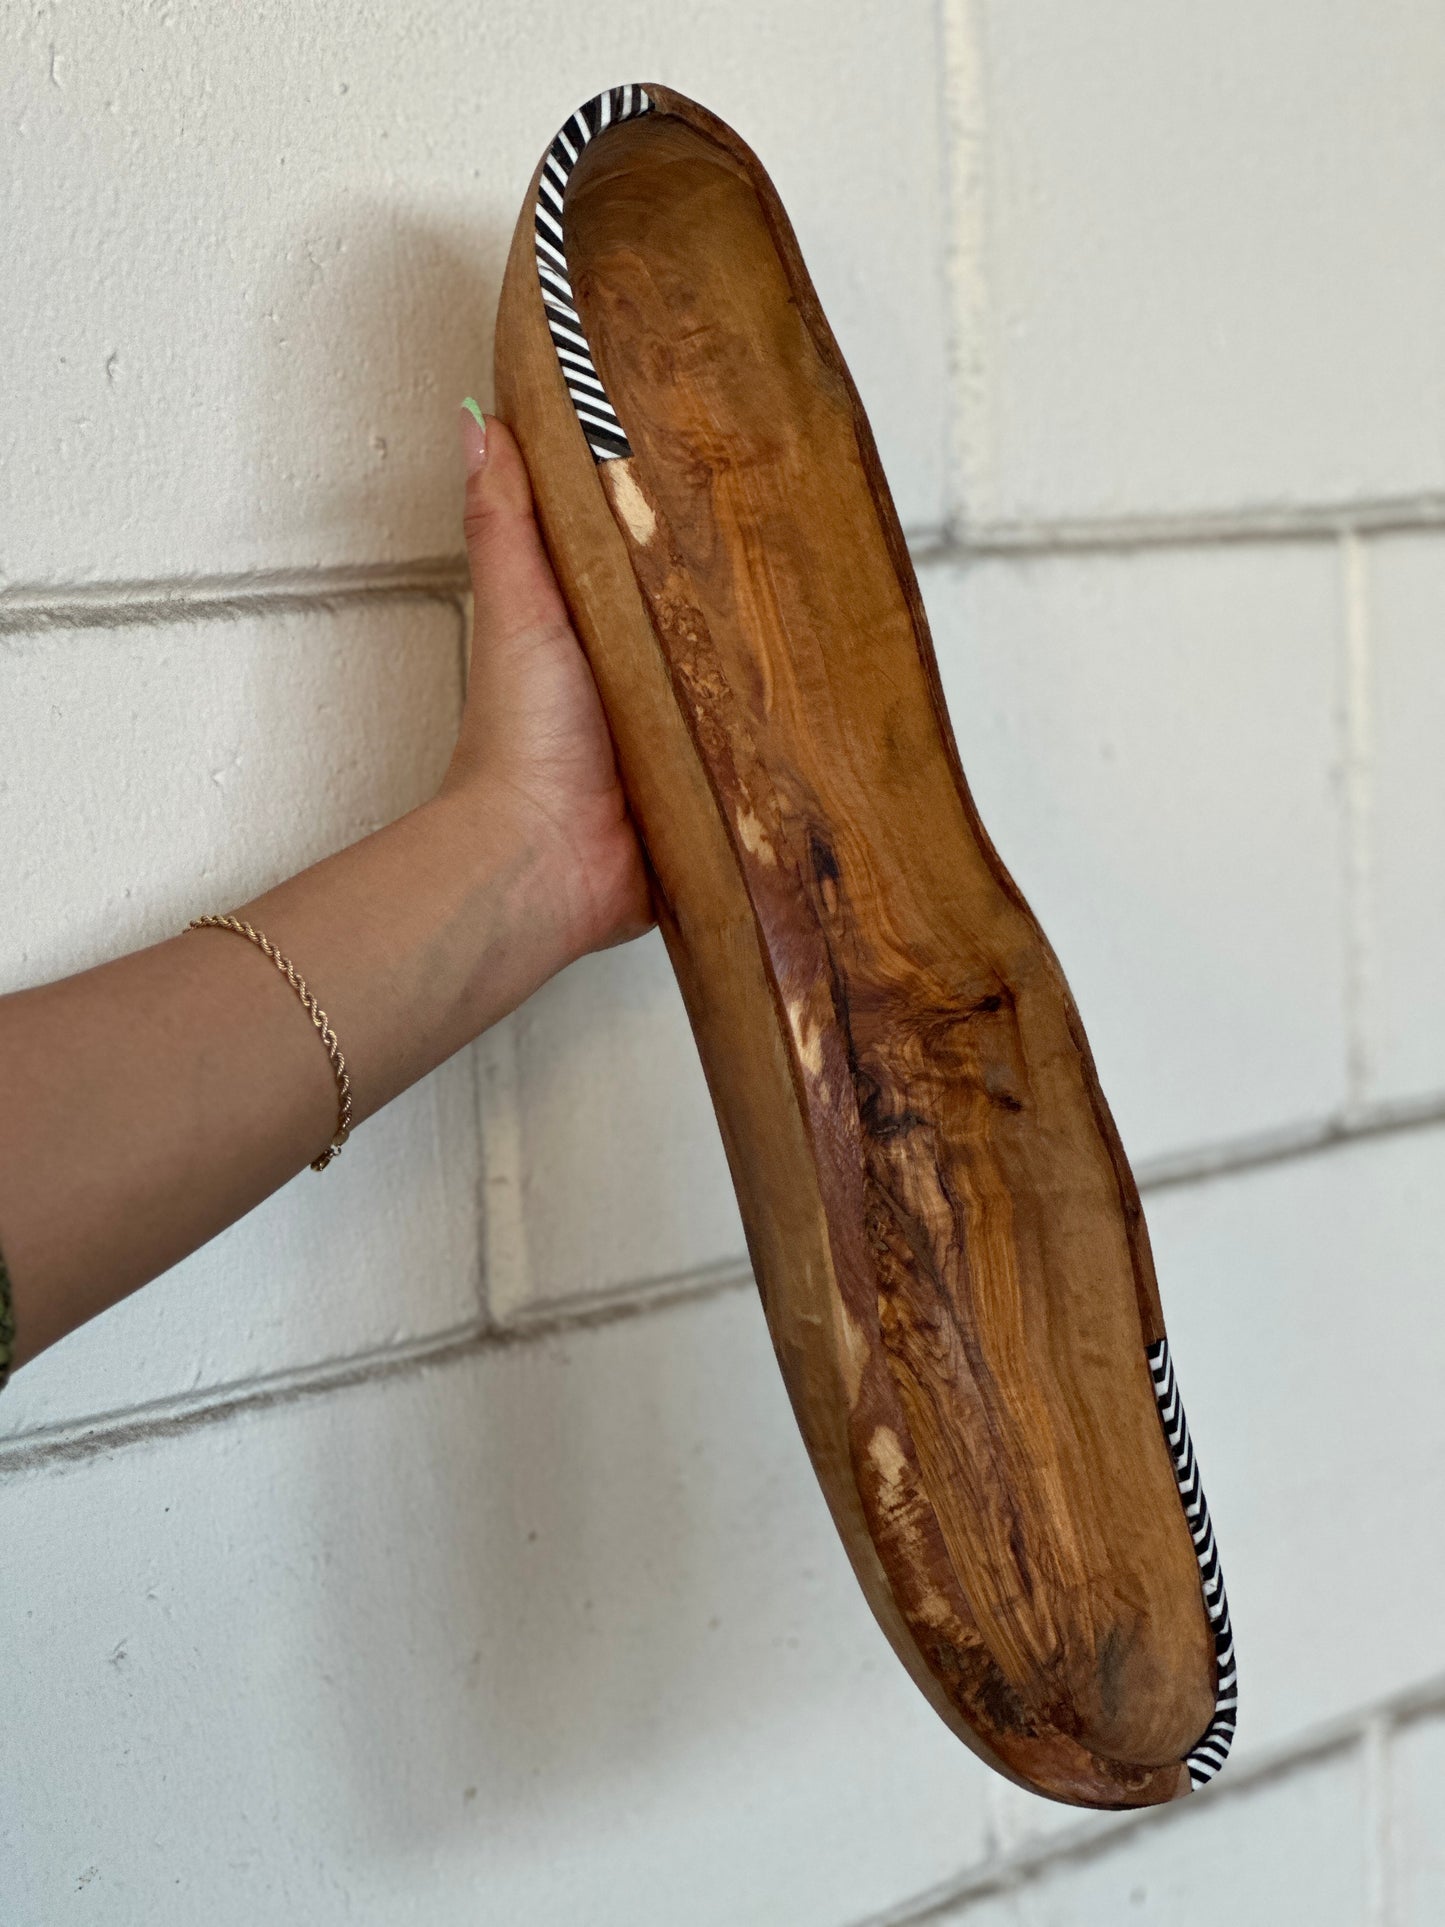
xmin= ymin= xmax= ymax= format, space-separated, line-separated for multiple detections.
xmin=495 ymin=86 xmax=1216 ymax=1807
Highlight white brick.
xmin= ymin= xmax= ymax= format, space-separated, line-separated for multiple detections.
xmin=0 ymin=602 xmax=482 ymax=1435
xmin=932 ymin=1753 xmax=1367 ymax=1926
xmin=951 ymin=2 xmax=1445 ymax=525
xmin=1392 ymin=1713 xmax=1445 ymax=1927
xmin=0 ymin=605 xmax=462 ymax=993
xmin=0 ymin=0 xmax=946 ymax=591
xmin=482 ymin=933 xmax=746 ymax=1319
xmin=0 ymin=1288 xmax=995 ymax=1926
xmin=922 ymin=545 xmax=1348 ymax=1164
xmin=1362 ymin=533 xmax=1445 ymax=1105
xmin=1146 ymin=1123 xmax=1445 ymax=1754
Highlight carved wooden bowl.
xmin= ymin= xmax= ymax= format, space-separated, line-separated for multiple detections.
xmin=495 ymin=84 xmax=1235 ymax=1807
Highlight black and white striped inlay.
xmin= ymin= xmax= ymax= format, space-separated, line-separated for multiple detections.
xmin=1147 ymin=1337 xmax=1237 ymax=1789
xmin=533 ymin=86 xmax=655 ymax=462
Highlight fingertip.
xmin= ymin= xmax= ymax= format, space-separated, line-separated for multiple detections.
xmin=476 ymin=416 xmax=532 ymax=496
xmin=458 ymin=398 xmax=488 ymax=477
xmin=460 ymin=410 xmax=538 ymax=527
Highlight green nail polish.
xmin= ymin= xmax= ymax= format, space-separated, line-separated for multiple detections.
xmin=461 ymin=396 xmax=485 ymax=429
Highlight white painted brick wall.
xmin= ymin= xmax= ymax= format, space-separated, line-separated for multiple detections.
xmin=478 ymin=934 xmax=745 ymax=1321
xmin=1393 ymin=1715 xmax=1445 ymax=1927
xmin=0 ymin=1292 xmax=1003 ymax=1927
xmin=1361 ymin=533 xmax=1445 ymax=1105
xmin=0 ymin=604 xmax=462 ymax=995
xmin=923 ymin=544 xmax=1350 ymax=1164
xmin=1149 ymin=1127 xmax=1445 ymax=1749
xmin=0 ymin=0 xmax=948 ymax=591
xmin=932 ymin=1753 xmax=1370 ymax=1925
xmin=946 ymin=0 xmax=1445 ymax=529
xmin=4 ymin=3 xmax=1445 ymax=1922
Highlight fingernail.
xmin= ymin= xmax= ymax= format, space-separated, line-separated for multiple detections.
xmin=459 ymin=398 xmax=488 ymax=477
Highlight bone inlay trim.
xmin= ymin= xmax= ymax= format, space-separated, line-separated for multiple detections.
xmin=1147 ymin=1338 xmax=1238 ymax=1788
xmin=532 ymin=86 xmax=655 ymax=462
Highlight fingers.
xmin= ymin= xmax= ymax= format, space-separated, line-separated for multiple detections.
xmin=459 ymin=406 xmax=572 ymax=654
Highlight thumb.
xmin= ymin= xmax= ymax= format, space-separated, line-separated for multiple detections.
xmin=459 ymin=402 xmax=572 ymax=653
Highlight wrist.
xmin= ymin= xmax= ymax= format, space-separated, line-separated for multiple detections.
xmin=422 ymin=775 xmax=597 ymax=980
xmin=431 ymin=753 xmax=653 ymax=988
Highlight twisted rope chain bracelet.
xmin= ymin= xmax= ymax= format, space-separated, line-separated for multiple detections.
xmin=185 ymin=915 xmax=352 ymax=1172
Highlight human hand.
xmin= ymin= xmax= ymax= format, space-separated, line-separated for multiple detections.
xmin=441 ymin=405 xmax=654 ymax=960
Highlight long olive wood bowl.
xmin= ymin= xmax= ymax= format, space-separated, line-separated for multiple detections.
xmin=494 ymin=83 xmax=1235 ymax=1807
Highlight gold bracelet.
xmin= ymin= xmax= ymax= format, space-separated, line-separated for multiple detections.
xmin=185 ymin=915 xmax=352 ymax=1172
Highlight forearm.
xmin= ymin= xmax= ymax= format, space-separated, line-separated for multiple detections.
xmin=0 ymin=780 xmax=576 ymax=1368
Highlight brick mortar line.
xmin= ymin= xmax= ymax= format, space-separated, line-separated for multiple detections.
xmin=1362 ymin=1715 xmax=1394 ymax=1927
xmin=0 ymin=558 xmax=471 ymax=634
xmin=0 ymin=525 xmax=937 ymax=632
xmin=948 ymin=491 xmax=1445 ymax=558
xmin=2 ymin=1101 xmax=1442 ymax=1475
xmin=0 ymin=1317 xmax=492 ymax=1474
xmin=854 ymin=1673 xmax=1445 ymax=1927
xmin=3 ymin=492 xmax=1444 ymax=634
xmin=935 ymin=0 xmax=991 ymax=541
xmin=503 ymin=1256 xmax=756 ymax=1334
xmin=1340 ymin=532 xmax=1378 ymax=1115
xmin=0 ymin=1261 xmax=756 ymax=1476
xmin=1132 ymin=1090 xmax=1445 ymax=1192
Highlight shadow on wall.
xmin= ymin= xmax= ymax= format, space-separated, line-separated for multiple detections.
xmin=237 ymin=210 xmax=770 ymax=1857
xmin=252 ymin=203 xmax=502 ymax=571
